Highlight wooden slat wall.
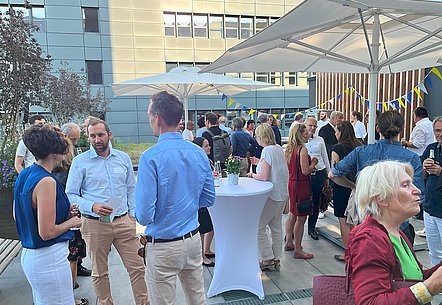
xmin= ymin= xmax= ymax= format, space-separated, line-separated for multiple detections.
xmin=316 ymin=70 xmax=425 ymax=141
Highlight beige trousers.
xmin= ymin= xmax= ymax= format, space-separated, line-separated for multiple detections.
xmin=145 ymin=233 xmax=206 ymax=305
xmin=81 ymin=214 xmax=149 ymax=305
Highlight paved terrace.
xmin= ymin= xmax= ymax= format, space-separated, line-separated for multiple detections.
xmin=1 ymin=211 xmax=441 ymax=305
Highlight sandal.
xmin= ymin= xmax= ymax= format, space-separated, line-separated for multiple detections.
xmin=260 ymin=259 xmax=275 ymax=271
xmin=284 ymin=244 xmax=295 ymax=251
xmin=293 ymin=251 xmax=314 ymax=259
xmin=75 ymin=298 xmax=89 ymax=305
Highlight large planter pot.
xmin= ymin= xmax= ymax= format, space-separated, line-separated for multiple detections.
xmin=227 ymin=173 xmax=239 ymax=185
xmin=0 ymin=189 xmax=18 ymax=240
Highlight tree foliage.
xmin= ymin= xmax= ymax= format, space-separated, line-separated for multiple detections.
xmin=43 ymin=62 xmax=108 ymax=124
xmin=0 ymin=8 xmax=50 ymax=152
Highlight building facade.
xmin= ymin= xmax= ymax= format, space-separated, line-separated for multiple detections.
xmin=1 ymin=0 xmax=310 ymax=142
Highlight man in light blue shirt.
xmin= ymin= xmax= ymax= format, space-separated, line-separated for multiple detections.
xmin=66 ymin=118 xmax=148 ymax=305
xmin=136 ymin=91 xmax=215 ymax=305
xmin=218 ymin=116 xmax=233 ymax=135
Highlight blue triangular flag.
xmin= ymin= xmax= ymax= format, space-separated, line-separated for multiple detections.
xmin=426 ymin=76 xmax=433 ymax=88
xmin=337 ymin=94 xmax=341 ymax=101
xmin=221 ymin=94 xmax=227 ymax=101
xmin=407 ymin=92 xmax=412 ymax=104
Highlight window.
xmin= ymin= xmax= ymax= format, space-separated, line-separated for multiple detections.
xmin=255 ymin=17 xmax=268 ymax=33
xmin=209 ymin=15 xmax=223 ymax=38
xmin=256 ymin=72 xmax=269 ymax=83
xmin=166 ymin=62 xmax=178 ymax=72
xmin=240 ymin=72 xmax=254 ymax=81
xmin=86 ymin=60 xmax=102 ymax=84
xmin=83 ymin=7 xmax=99 ymax=32
xmin=225 ymin=72 xmax=239 ymax=78
xmin=284 ymin=72 xmax=298 ymax=86
xmin=193 ymin=14 xmax=208 ymax=38
xmin=269 ymin=17 xmax=279 ymax=25
xmin=164 ymin=12 xmax=175 ymax=36
xmin=225 ymin=16 xmax=238 ymax=38
xmin=177 ymin=13 xmax=191 ymax=37
xmin=32 ymin=6 xmax=45 ymax=32
xmin=270 ymin=72 xmax=282 ymax=85
xmin=194 ymin=62 xmax=210 ymax=70
xmin=240 ymin=16 xmax=253 ymax=39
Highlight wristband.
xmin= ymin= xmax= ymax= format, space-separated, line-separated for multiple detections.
xmin=410 ymin=282 xmax=433 ymax=304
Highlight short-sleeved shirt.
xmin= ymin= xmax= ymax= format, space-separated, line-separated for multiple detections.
xmin=16 ymin=139 xmax=36 ymax=168
xmin=257 ymin=145 xmax=288 ymax=201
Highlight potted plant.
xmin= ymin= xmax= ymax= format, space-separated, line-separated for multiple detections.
xmin=225 ymin=155 xmax=241 ymax=185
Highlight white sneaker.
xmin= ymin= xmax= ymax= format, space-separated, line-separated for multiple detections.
xmin=416 ymin=228 xmax=426 ymax=237
xmin=318 ymin=212 xmax=325 ymax=219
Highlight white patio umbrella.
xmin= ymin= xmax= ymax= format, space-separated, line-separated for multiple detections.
xmin=202 ymin=0 xmax=442 ymax=143
xmin=112 ymin=66 xmax=274 ymax=124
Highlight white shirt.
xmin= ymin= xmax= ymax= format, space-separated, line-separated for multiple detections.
xmin=182 ymin=129 xmax=194 ymax=142
xmin=317 ymin=119 xmax=329 ymax=131
xmin=305 ymin=136 xmax=330 ymax=171
xmin=257 ymin=145 xmax=288 ymax=201
xmin=219 ymin=124 xmax=232 ymax=135
xmin=409 ymin=117 xmax=435 ymax=156
xmin=353 ymin=120 xmax=367 ymax=139
xmin=15 ymin=139 xmax=35 ymax=168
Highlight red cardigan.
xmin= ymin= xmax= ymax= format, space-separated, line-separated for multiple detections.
xmin=345 ymin=215 xmax=441 ymax=305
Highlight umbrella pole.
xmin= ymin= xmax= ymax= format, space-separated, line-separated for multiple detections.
xmin=183 ymin=85 xmax=189 ymax=125
xmin=367 ymin=13 xmax=380 ymax=144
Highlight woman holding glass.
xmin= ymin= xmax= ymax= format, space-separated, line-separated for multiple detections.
xmin=348 ymin=160 xmax=442 ymax=305
xmin=247 ymin=123 xmax=288 ymax=270
xmin=14 ymin=124 xmax=82 ymax=305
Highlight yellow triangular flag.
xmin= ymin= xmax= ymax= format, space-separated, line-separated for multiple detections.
xmin=228 ymin=98 xmax=234 ymax=107
xmin=249 ymin=109 xmax=256 ymax=115
xmin=272 ymin=114 xmax=278 ymax=119
xmin=345 ymin=88 xmax=350 ymax=95
xmin=432 ymin=67 xmax=442 ymax=80
xmin=397 ymin=97 xmax=406 ymax=108
xmin=414 ymin=87 xmax=422 ymax=100
xmin=351 ymin=87 xmax=356 ymax=93
xmin=383 ymin=102 xmax=389 ymax=111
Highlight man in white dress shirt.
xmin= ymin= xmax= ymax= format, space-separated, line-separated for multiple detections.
xmin=304 ymin=117 xmax=330 ymax=240
xmin=402 ymin=106 xmax=435 ymax=156
xmin=182 ymin=121 xmax=194 ymax=142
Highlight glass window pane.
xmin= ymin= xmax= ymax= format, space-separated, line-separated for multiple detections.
xmin=86 ymin=60 xmax=102 ymax=85
xmin=240 ymin=72 xmax=254 ymax=81
xmin=193 ymin=14 xmax=207 ymax=38
xmin=166 ymin=62 xmax=178 ymax=72
xmin=225 ymin=16 xmax=238 ymax=39
xmin=284 ymin=72 xmax=298 ymax=86
xmin=270 ymin=72 xmax=281 ymax=85
xmin=177 ymin=13 xmax=191 ymax=37
xmin=32 ymin=7 xmax=45 ymax=32
xmin=164 ymin=12 xmax=175 ymax=37
xmin=194 ymin=62 xmax=210 ymax=70
xmin=240 ymin=16 xmax=252 ymax=39
xmin=255 ymin=17 xmax=268 ymax=33
xmin=256 ymin=72 xmax=269 ymax=83
xmin=83 ymin=7 xmax=99 ymax=33
xmin=209 ymin=15 xmax=223 ymax=39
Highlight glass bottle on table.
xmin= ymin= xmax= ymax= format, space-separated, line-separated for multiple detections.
xmin=214 ymin=161 xmax=221 ymax=187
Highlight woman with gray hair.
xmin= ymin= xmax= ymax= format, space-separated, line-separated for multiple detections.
xmin=347 ymin=160 xmax=442 ymax=305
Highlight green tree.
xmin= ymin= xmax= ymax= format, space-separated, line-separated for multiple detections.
xmin=43 ymin=62 xmax=108 ymax=124
xmin=0 ymin=8 xmax=50 ymax=152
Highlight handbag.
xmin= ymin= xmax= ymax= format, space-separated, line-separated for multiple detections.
xmin=319 ymin=185 xmax=332 ymax=212
xmin=295 ymin=147 xmax=313 ymax=214
xmin=312 ymin=224 xmax=422 ymax=305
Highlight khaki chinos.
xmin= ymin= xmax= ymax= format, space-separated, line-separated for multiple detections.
xmin=81 ymin=214 xmax=149 ymax=305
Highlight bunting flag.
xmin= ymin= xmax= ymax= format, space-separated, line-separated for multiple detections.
xmin=272 ymin=114 xmax=278 ymax=119
xmin=407 ymin=92 xmax=412 ymax=104
xmin=426 ymin=76 xmax=433 ymax=88
xmin=228 ymin=98 xmax=234 ymax=106
xmin=345 ymin=88 xmax=350 ymax=95
xmin=383 ymin=102 xmax=389 ymax=111
xmin=397 ymin=97 xmax=406 ymax=108
xmin=241 ymin=105 xmax=249 ymax=111
xmin=337 ymin=94 xmax=341 ymax=101
xmin=418 ymin=83 xmax=428 ymax=94
xmin=234 ymin=102 xmax=241 ymax=109
xmin=249 ymin=109 xmax=256 ymax=115
xmin=221 ymin=94 xmax=227 ymax=101
xmin=413 ymin=87 xmax=422 ymax=100
xmin=431 ymin=67 xmax=442 ymax=80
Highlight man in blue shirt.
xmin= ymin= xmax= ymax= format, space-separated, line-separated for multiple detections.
xmin=329 ymin=111 xmax=425 ymax=244
xmin=231 ymin=117 xmax=256 ymax=176
xmin=66 ymin=118 xmax=148 ymax=305
xmin=136 ymin=91 xmax=215 ymax=305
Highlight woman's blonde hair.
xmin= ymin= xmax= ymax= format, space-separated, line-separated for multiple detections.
xmin=285 ymin=123 xmax=307 ymax=162
xmin=255 ymin=123 xmax=275 ymax=146
xmin=355 ymin=160 xmax=414 ymax=221
xmin=53 ymin=141 xmax=74 ymax=172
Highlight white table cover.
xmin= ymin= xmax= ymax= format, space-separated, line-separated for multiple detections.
xmin=207 ymin=177 xmax=273 ymax=300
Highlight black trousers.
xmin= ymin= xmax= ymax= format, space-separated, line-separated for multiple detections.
xmin=308 ymin=169 xmax=327 ymax=232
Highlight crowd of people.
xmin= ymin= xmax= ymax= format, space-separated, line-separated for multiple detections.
xmin=11 ymin=90 xmax=442 ymax=305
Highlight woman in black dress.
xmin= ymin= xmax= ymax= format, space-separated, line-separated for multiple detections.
xmin=193 ymin=137 xmax=215 ymax=267
xmin=331 ymin=121 xmax=362 ymax=261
